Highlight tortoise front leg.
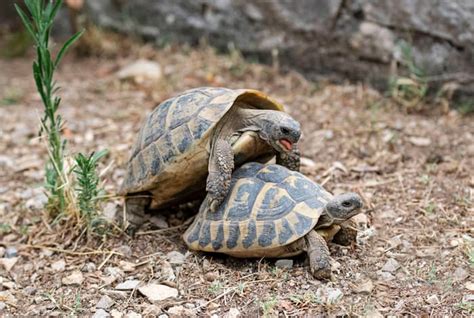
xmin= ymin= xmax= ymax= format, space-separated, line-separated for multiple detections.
xmin=276 ymin=145 xmax=300 ymax=171
xmin=206 ymin=139 xmax=234 ymax=212
xmin=124 ymin=193 xmax=152 ymax=235
xmin=305 ymin=230 xmax=332 ymax=280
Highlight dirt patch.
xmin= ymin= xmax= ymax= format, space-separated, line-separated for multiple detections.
xmin=0 ymin=43 xmax=472 ymax=317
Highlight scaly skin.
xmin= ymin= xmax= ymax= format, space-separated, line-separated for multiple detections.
xmin=305 ymin=230 xmax=332 ymax=280
xmin=207 ymin=139 xmax=234 ymax=212
xmin=276 ymin=145 xmax=301 ymax=171
xmin=124 ymin=194 xmax=152 ymax=235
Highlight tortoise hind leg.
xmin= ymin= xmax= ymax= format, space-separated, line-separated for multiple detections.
xmin=124 ymin=193 xmax=152 ymax=235
xmin=276 ymin=145 xmax=300 ymax=171
xmin=304 ymin=230 xmax=331 ymax=280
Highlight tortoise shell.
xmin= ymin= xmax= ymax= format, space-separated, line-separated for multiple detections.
xmin=118 ymin=87 xmax=284 ymax=208
xmin=183 ymin=162 xmax=333 ymax=253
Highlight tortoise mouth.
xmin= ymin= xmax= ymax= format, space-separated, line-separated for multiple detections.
xmin=278 ymin=138 xmax=293 ymax=152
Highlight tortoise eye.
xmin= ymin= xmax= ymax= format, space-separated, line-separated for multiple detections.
xmin=342 ymin=201 xmax=353 ymax=208
xmin=280 ymin=127 xmax=290 ymax=135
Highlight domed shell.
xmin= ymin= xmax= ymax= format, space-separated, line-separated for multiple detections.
xmin=183 ymin=163 xmax=333 ymax=252
xmin=119 ymin=87 xmax=284 ymax=196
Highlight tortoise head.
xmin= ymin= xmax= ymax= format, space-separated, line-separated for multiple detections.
xmin=256 ymin=111 xmax=301 ymax=154
xmin=323 ymin=192 xmax=363 ymax=225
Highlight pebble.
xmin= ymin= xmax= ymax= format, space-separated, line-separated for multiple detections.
xmin=24 ymin=191 xmax=48 ymax=210
xmin=92 ymin=309 xmax=110 ymax=318
xmin=365 ymin=308 xmax=383 ymax=318
xmin=105 ymin=267 xmax=123 ymax=277
xmin=83 ymin=262 xmax=97 ymax=272
xmin=378 ymin=271 xmax=395 ymax=281
xmin=167 ymin=305 xmax=193 ymax=317
xmin=0 ymin=247 xmax=4 ymax=258
xmin=353 ymin=279 xmax=374 ymax=294
xmin=138 ymin=283 xmax=178 ymax=302
xmin=454 ymin=267 xmax=468 ymax=282
xmin=158 ymin=315 xmax=168 ymax=318
xmin=62 ymin=271 xmax=84 ymax=285
xmin=110 ymin=309 xmax=123 ymax=318
xmin=166 ymin=251 xmax=186 ymax=265
xmin=119 ymin=261 xmax=135 ymax=272
xmin=381 ymin=258 xmax=400 ymax=272
xmin=224 ymin=308 xmax=241 ymax=318
xmin=51 ymin=259 xmax=66 ymax=272
xmin=124 ymin=311 xmax=142 ymax=318
xmin=159 ymin=261 xmax=176 ymax=282
xmin=426 ymin=294 xmax=439 ymax=305
xmin=5 ymin=247 xmax=17 ymax=258
xmin=275 ymin=259 xmax=293 ymax=269
xmin=465 ymin=282 xmax=474 ymax=291
xmin=96 ymin=295 xmax=114 ymax=310
xmin=316 ymin=287 xmax=343 ymax=304
xmin=0 ymin=302 xmax=5 ymax=311
xmin=204 ymin=271 xmax=219 ymax=282
xmin=23 ymin=287 xmax=37 ymax=295
xmin=0 ymin=257 xmax=18 ymax=271
xmin=116 ymin=59 xmax=162 ymax=84
xmin=143 ymin=305 xmax=162 ymax=316
xmin=102 ymin=203 xmax=118 ymax=222
xmin=116 ymin=246 xmax=132 ymax=258
xmin=115 ymin=280 xmax=141 ymax=290
xmin=150 ymin=215 xmax=169 ymax=229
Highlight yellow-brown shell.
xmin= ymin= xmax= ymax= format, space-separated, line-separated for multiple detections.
xmin=183 ymin=163 xmax=333 ymax=254
xmin=118 ymin=87 xmax=284 ymax=208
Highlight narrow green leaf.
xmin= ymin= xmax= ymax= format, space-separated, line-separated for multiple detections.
xmin=54 ymin=30 xmax=84 ymax=67
xmin=48 ymin=0 xmax=63 ymax=24
xmin=91 ymin=149 xmax=109 ymax=163
xmin=14 ymin=5 xmax=36 ymax=40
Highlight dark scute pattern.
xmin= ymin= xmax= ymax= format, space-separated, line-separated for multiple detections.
xmin=191 ymin=117 xmax=213 ymax=140
xmin=160 ymin=134 xmax=176 ymax=162
xmin=231 ymin=162 xmax=264 ymax=180
xmin=242 ymin=220 xmax=257 ymax=248
xmin=199 ymin=221 xmax=212 ymax=247
xmin=256 ymin=188 xmax=295 ymax=221
xmin=186 ymin=220 xmax=202 ymax=244
xmin=226 ymin=222 xmax=240 ymax=249
xmin=150 ymin=144 xmax=162 ymax=176
xmin=256 ymin=164 xmax=290 ymax=183
xmin=226 ymin=179 xmax=264 ymax=221
xmin=176 ymin=125 xmax=194 ymax=154
xmin=168 ymin=93 xmax=199 ymax=130
xmin=212 ymin=223 xmax=225 ymax=250
xmin=281 ymin=176 xmax=318 ymax=203
xmin=304 ymin=196 xmax=325 ymax=209
xmin=278 ymin=218 xmax=294 ymax=244
xmin=258 ymin=222 xmax=277 ymax=247
xmin=142 ymin=99 xmax=172 ymax=150
xmin=294 ymin=212 xmax=314 ymax=236
xmin=137 ymin=153 xmax=147 ymax=181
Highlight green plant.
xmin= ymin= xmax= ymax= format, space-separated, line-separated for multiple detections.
xmin=15 ymin=0 xmax=83 ymax=214
xmin=208 ymin=280 xmax=223 ymax=295
xmin=73 ymin=150 xmax=108 ymax=230
xmin=389 ymin=41 xmax=428 ymax=109
xmin=260 ymin=296 xmax=278 ymax=317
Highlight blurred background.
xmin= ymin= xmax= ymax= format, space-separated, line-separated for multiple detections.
xmin=1 ymin=0 xmax=473 ymax=111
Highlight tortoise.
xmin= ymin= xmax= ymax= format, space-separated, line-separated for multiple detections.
xmin=119 ymin=87 xmax=302 ymax=232
xmin=183 ymin=162 xmax=363 ymax=279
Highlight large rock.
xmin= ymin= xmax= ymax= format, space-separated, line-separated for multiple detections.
xmin=85 ymin=0 xmax=474 ymax=100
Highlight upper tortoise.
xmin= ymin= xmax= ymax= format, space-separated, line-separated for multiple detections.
xmin=119 ymin=87 xmax=301 ymax=231
xmin=183 ymin=162 xmax=363 ymax=279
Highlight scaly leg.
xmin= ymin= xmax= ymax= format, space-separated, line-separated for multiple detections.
xmin=305 ymin=230 xmax=332 ymax=280
xmin=276 ymin=145 xmax=300 ymax=171
xmin=124 ymin=193 xmax=152 ymax=235
xmin=206 ymin=139 xmax=234 ymax=212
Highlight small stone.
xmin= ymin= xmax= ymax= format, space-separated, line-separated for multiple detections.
xmin=105 ymin=267 xmax=123 ymax=277
xmin=454 ymin=267 xmax=469 ymax=282
xmin=462 ymin=294 xmax=474 ymax=303
xmin=23 ymin=287 xmax=37 ymax=295
xmin=465 ymin=282 xmax=474 ymax=291
xmin=97 ymin=295 xmax=114 ymax=310
xmin=138 ymin=283 xmax=178 ymax=302
xmin=365 ymin=308 xmax=383 ymax=318
xmin=408 ymin=136 xmax=431 ymax=147
xmin=116 ymin=245 xmax=132 ymax=258
xmin=93 ymin=309 xmax=110 ymax=318
xmin=0 ymin=257 xmax=18 ymax=271
xmin=150 ymin=215 xmax=169 ymax=229
xmin=382 ymin=258 xmax=400 ymax=272
xmin=143 ymin=304 xmax=162 ymax=316
xmin=110 ymin=309 xmax=123 ymax=318
xmin=103 ymin=203 xmax=118 ymax=222
xmin=124 ymin=311 xmax=142 ymax=318
xmin=159 ymin=261 xmax=176 ymax=282
xmin=275 ymin=259 xmax=293 ymax=269
xmin=24 ymin=191 xmax=48 ymax=210
xmin=83 ymin=262 xmax=97 ymax=272
xmin=204 ymin=271 xmax=219 ymax=282
xmin=158 ymin=315 xmax=168 ymax=318
xmin=224 ymin=307 xmax=240 ymax=318
xmin=116 ymin=59 xmax=162 ymax=84
xmin=5 ymin=247 xmax=17 ymax=258
xmin=0 ymin=302 xmax=5 ymax=311
xmin=119 ymin=261 xmax=135 ymax=272
xmin=115 ymin=280 xmax=141 ymax=290
xmin=62 ymin=271 xmax=84 ymax=285
xmin=167 ymin=305 xmax=193 ymax=317
xmin=387 ymin=235 xmax=402 ymax=249
xmin=51 ymin=259 xmax=66 ymax=272
xmin=326 ymin=288 xmax=343 ymax=304
xmin=353 ymin=279 xmax=374 ymax=294
xmin=166 ymin=251 xmax=185 ymax=265
xmin=426 ymin=294 xmax=439 ymax=305
xmin=378 ymin=271 xmax=395 ymax=281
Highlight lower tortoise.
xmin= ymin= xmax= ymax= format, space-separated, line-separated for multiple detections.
xmin=119 ymin=87 xmax=301 ymax=232
xmin=183 ymin=162 xmax=363 ymax=279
